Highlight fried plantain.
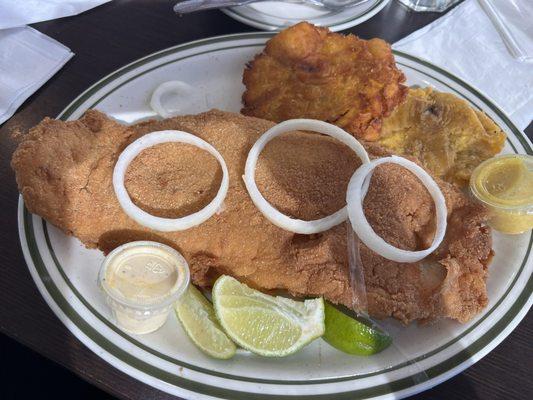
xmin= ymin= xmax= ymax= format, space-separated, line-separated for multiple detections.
xmin=241 ymin=22 xmax=408 ymax=141
xmin=378 ymin=87 xmax=506 ymax=187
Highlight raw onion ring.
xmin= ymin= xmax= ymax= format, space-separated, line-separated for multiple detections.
xmin=150 ymin=81 xmax=193 ymax=118
xmin=346 ymin=155 xmax=447 ymax=263
xmin=244 ymin=119 xmax=370 ymax=234
xmin=113 ymin=130 xmax=229 ymax=232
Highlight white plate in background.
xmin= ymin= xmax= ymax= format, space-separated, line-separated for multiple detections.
xmin=222 ymin=0 xmax=390 ymax=31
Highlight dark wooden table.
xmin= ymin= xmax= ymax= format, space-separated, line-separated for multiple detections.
xmin=0 ymin=1 xmax=531 ymax=399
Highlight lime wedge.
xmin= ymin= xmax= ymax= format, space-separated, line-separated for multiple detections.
xmin=323 ymin=302 xmax=391 ymax=356
xmin=175 ymin=285 xmax=236 ymax=359
xmin=212 ymin=275 xmax=325 ymax=357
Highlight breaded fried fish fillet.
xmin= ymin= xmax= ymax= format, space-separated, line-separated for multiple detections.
xmin=12 ymin=110 xmax=492 ymax=324
xmin=242 ymin=22 xmax=408 ymax=141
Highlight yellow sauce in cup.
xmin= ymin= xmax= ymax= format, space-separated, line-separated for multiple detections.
xmin=470 ymin=155 xmax=533 ymax=234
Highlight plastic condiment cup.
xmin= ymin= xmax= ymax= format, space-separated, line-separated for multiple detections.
xmin=98 ymin=241 xmax=190 ymax=334
xmin=470 ymin=154 xmax=533 ymax=234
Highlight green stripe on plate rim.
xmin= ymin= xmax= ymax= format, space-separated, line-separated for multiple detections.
xmin=56 ymin=32 xmax=531 ymax=155
xmin=85 ymin=56 xmax=521 ymax=153
xmin=75 ymin=40 xmax=519 ymax=159
xmin=41 ymin=216 xmax=532 ymax=384
xmin=225 ymin=0 xmax=388 ymax=29
xmin=43 ymin=35 xmax=532 ymax=385
xmin=23 ymin=207 xmax=533 ymax=398
xmin=20 ymin=32 xmax=533 ymax=397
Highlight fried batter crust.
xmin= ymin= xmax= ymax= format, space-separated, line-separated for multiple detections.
xmin=12 ymin=110 xmax=492 ymax=324
xmin=241 ymin=22 xmax=408 ymax=141
xmin=378 ymin=87 xmax=506 ymax=187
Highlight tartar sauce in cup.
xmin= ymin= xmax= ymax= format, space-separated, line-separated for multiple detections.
xmin=98 ymin=241 xmax=190 ymax=334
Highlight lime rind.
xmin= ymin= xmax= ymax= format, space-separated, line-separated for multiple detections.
xmin=212 ymin=275 xmax=325 ymax=357
xmin=175 ymin=285 xmax=237 ymax=359
xmin=323 ymin=302 xmax=391 ymax=356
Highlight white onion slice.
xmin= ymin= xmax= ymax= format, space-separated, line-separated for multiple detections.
xmin=113 ymin=130 xmax=229 ymax=232
xmin=150 ymin=81 xmax=193 ymax=118
xmin=244 ymin=119 xmax=370 ymax=234
xmin=346 ymin=155 xmax=447 ymax=263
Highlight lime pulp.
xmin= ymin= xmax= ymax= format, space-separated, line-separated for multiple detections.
xmin=212 ymin=275 xmax=325 ymax=357
xmin=175 ymin=285 xmax=236 ymax=359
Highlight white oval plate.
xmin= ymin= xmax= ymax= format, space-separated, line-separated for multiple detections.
xmin=222 ymin=0 xmax=390 ymax=31
xmin=18 ymin=32 xmax=532 ymax=400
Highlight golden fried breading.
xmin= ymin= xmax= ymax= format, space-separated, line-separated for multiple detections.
xmin=241 ymin=22 xmax=408 ymax=141
xmin=12 ymin=110 xmax=492 ymax=324
xmin=378 ymin=87 xmax=506 ymax=187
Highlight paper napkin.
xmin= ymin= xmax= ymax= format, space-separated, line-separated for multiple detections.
xmin=393 ymin=0 xmax=533 ymax=130
xmin=0 ymin=0 xmax=111 ymax=29
xmin=0 ymin=26 xmax=74 ymax=125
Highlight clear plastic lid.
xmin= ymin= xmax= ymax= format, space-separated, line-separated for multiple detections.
xmin=98 ymin=241 xmax=190 ymax=311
